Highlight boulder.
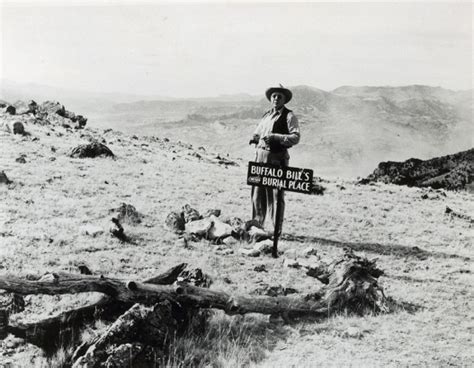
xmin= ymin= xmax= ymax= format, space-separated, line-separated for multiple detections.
xmin=13 ymin=101 xmax=30 ymax=115
xmin=110 ymin=203 xmax=143 ymax=225
xmin=15 ymin=155 xmax=26 ymax=164
xmin=253 ymin=239 xmax=273 ymax=254
xmin=11 ymin=121 xmax=25 ymax=135
xmin=202 ymin=208 xmax=221 ymax=218
xmin=240 ymin=248 xmax=260 ymax=257
xmin=185 ymin=215 xmax=233 ymax=241
xmin=69 ymin=142 xmax=114 ymax=158
xmin=1 ymin=121 xmax=26 ymax=135
xmin=165 ymin=212 xmax=185 ymax=233
xmin=5 ymin=105 xmax=16 ymax=115
xmin=185 ymin=217 xmax=213 ymax=238
xmin=0 ymin=171 xmax=12 ymax=185
xmin=248 ymin=226 xmax=271 ymax=243
xmin=182 ymin=204 xmax=201 ymax=223
xmin=40 ymin=101 xmax=65 ymax=116
xmin=283 ymin=258 xmax=301 ymax=268
xmin=28 ymin=100 xmax=38 ymax=114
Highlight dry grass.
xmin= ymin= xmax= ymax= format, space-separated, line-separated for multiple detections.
xmin=0 ymin=114 xmax=473 ymax=367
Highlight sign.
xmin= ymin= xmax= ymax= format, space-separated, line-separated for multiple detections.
xmin=247 ymin=161 xmax=314 ymax=258
xmin=247 ymin=162 xmax=313 ymax=194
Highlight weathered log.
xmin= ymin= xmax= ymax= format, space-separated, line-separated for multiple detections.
xmin=0 ymin=251 xmax=388 ymax=362
xmin=0 ymin=264 xmax=188 ymax=354
xmin=0 ymin=252 xmax=387 ymax=318
xmin=7 ymin=295 xmax=119 ymax=356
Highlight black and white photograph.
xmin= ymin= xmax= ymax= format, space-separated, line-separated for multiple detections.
xmin=0 ymin=1 xmax=472 ymax=367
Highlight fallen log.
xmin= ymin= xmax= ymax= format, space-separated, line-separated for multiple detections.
xmin=0 ymin=264 xmax=188 ymax=354
xmin=0 ymin=251 xmax=389 ymax=357
xmin=0 ymin=251 xmax=387 ymax=317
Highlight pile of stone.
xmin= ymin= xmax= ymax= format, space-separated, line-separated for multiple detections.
xmin=1 ymin=99 xmax=88 ymax=134
xmin=165 ymin=204 xmax=271 ymax=245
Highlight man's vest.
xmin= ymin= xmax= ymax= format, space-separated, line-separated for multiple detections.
xmin=267 ymin=107 xmax=291 ymax=153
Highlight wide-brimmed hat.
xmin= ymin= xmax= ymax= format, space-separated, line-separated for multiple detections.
xmin=265 ymin=84 xmax=292 ymax=103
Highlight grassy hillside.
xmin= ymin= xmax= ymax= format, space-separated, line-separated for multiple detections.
xmin=0 ymin=107 xmax=473 ymax=367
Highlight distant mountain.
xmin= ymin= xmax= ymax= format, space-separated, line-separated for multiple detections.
xmin=0 ymin=79 xmax=173 ymax=113
xmin=2 ymin=81 xmax=472 ymax=177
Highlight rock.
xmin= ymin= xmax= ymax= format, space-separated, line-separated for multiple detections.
xmin=302 ymin=246 xmax=318 ymax=257
xmin=220 ymin=249 xmax=233 ymax=256
xmin=202 ymin=208 xmax=221 ymax=218
xmin=15 ymin=155 xmax=26 ymax=164
xmin=283 ymin=258 xmax=301 ymax=268
xmin=0 ymin=171 xmax=12 ymax=185
xmin=185 ymin=217 xmax=213 ymax=237
xmin=80 ymin=225 xmax=104 ymax=237
xmin=40 ymin=101 xmax=65 ymax=115
xmin=4 ymin=336 xmax=23 ymax=349
xmin=223 ymin=236 xmax=238 ymax=246
xmin=27 ymin=100 xmax=38 ymax=115
xmin=5 ymin=105 xmax=16 ymax=115
xmin=110 ymin=203 xmax=143 ymax=225
xmin=360 ymin=148 xmax=474 ymax=191
xmin=182 ymin=204 xmax=201 ymax=223
xmin=254 ymin=264 xmax=267 ymax=273
xmin=310 ymin=180 xmax=326 ymax=195
xmin=78 ymin=265 xmax=92 ymax=275
xmin=165 ymin=212 xmax=185 ymax=233
xmin=76 ymin=115 xmax=88 ymax=127
xmin=207 ymin=216 xmax=233 ymax=240
xmin=341 ymin=327 xmax=364 ymax=339
xmin=69 ymin=141 xmax=114 ymax=158
xmin=11 ymin=121 xmax=25 ymax=135
xmin=253 ymin=239 xmax=273 ymax=255
xmin=248 ymin=226 xmax=271 ymax=243
xmin=240 ymin=248 xmax=260 ymax=257
xmin=185 ymin=215 xmax=233 ymax=241
xmin=2 ymin=121 xmax=26 ymax=135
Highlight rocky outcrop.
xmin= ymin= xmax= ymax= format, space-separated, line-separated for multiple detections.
xmin=360 ymin=148 xmax=474 ymax=190
xmin=1 ymin=99 xmax=88 ymax=134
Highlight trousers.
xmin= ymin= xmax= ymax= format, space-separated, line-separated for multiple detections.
xmin=251 ymin=148 xmax=289 ymax=234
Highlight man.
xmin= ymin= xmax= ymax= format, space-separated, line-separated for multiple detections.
xmin=250 ymin=85 xmax=300 ymax=235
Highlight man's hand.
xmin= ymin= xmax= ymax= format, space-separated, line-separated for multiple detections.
xmin=262 ymin=134 xmax=276 ymax=145
xmin=249 ymin=134 xmax=260 ymax=145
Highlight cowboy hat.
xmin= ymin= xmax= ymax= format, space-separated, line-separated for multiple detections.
xmin=265 ymin=84 xmax=292 ymax=103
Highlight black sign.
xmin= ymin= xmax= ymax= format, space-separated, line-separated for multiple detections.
xmin=247 ymin=162 xmax=313 ymax=194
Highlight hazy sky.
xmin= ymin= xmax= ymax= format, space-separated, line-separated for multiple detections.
xmin=1 ymin=1 xmax=472 ymax=97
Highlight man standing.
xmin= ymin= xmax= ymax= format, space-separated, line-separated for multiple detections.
xmin=250 ymin=85 xmax=300 ymax=236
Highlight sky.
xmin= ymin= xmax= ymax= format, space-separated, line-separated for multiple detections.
xmin=0 ymin=1 xmax=472 ymax=98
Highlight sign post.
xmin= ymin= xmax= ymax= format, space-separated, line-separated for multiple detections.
xmin=247 ymin=162 xmax=313 ymax=258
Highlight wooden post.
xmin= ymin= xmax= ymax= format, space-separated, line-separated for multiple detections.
xmin=273 ymin=189 xmax=284 ymax=258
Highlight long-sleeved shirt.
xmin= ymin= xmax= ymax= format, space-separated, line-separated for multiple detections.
xmin=253 ymin=106 xmax=300 ymax=150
